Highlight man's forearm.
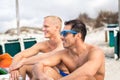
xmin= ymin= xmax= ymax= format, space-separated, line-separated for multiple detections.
xmin=22 ymin=53 xmax=51 ymax=65
xmin=22 ymin=47 xmax=64 ymax=65
xmin=11 ymin=53 xmax=23 ymax=65
xmin=9 ymin=53 xmax=24 ymax=71
xmin=11 ymin=47 xmax=38 ymax=66
xmin=22 ymin=54 xmax=42 ymax=65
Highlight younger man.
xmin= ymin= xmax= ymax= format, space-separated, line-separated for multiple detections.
xmin=10 ymin=16 xmax=69 ymax=80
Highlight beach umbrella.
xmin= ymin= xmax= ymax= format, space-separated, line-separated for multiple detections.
xmin=16 ymin=0 xmax=20 ymax=36
xmin=15 ymin=0 xmax=25 ymax=51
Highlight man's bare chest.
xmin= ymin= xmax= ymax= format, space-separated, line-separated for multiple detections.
xmin=62 ymin=52 xmax=88 ymax=72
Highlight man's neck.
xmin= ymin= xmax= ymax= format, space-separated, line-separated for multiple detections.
xmin=69 ymin=40 xmax=88 ymax=56
xmin=49 ymin=34 xmax=62 ymax=47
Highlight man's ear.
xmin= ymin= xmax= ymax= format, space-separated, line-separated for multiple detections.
xmin=56 ymin=26 xmax=60 ymax=31
xmin=75 ymin=33 xmax=82 ymax=39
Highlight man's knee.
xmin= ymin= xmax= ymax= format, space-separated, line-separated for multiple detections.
xmin=19 ymin=65 xmax=33 ymax=75
xmin=44 ymin=66 xmax=62 ymax=79
xmin=44 ymin=66 xmax=55 ymax=73
xmin=33 ymin=65 xmax=61 ymax=80
xmin=19 ymin=65 xmax=33 ymax=79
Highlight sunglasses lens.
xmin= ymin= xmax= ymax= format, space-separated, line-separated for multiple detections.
xmin=61 ymin=30 xmax=77 ymax=37
xmin=63 ymin=32 xmax=67 ymax=37
xmin=61 ymin=31 xmax=67 ymax=37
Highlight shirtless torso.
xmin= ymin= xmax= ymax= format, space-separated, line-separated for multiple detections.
xmin=59 ymin=44 xmax=105 ymax=80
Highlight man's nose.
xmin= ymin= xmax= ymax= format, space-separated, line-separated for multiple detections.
xmin=42 ymin=27 xmax=45 ymax=31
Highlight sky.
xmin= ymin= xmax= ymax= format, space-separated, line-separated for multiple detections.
xmin=0 ymin=0 xmax=118 ymax=33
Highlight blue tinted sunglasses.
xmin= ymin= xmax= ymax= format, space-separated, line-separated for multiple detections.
xmin=60 ymin=30 xmax=77 ymax=37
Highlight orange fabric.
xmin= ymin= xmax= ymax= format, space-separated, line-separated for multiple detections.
xmin=0 ymin=53 xmax=12 ymax=68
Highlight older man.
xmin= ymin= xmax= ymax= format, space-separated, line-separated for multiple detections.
xmin=33 ymin=19 xmax=105 ymax=80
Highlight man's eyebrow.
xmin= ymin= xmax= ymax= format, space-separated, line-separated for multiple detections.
xmin=43 ymin=25 xmax=49 ymax=27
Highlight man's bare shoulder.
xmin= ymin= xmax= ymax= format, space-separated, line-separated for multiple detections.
xmin=35 ymin=40 xmax=48 ymax=46
xmin=31 ymin=40 xmax=49 ymax=52
xmin=87 ymin=44 xmax=105 ymax=59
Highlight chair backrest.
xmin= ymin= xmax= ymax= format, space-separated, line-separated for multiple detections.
xmin=1 ymin=38 xmax=37 ymax=57
xmin=5 ymin=42 xmax=21 ymax=57
xmin=0 ymin=45 xmax=3 ymax=54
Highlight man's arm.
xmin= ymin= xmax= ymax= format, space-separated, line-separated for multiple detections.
xmin=19 ymin=45 xmax=64 ymax=65
xmin=9 ymin=42 xmax=45 ymax=71
xmin=10 ymin=45 xmax=64 ymax=70
xmin=59 ymin=50 xmax=104 ymax=80
xmin=33 ymin=50 xmax=63 ymax=79
xmin=10 ymin=53 xmax=51 ymax=70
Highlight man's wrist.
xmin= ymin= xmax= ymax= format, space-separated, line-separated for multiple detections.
xmin=21 ymin=58 xmax=26 ymax=65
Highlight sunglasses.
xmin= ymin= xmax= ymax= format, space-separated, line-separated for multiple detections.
xmin=60 ymin=30 xmax=77 ymax=37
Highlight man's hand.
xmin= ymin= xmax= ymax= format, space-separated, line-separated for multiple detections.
xmin=10 ymin=70 xmax=20 ymax=80
xmin=9 ymin=63 xmax=17 ymax=72
xmin=9 ymin=59 xmax=25 ymax=71
xmin=12 ymin=61 xmax=23 ymax=70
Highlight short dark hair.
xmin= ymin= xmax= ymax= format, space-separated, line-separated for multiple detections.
xmin=64 ymin=19 xmax=87 ymax=41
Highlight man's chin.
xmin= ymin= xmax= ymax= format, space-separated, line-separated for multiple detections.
xmin=63 ymin=45 xmax=68 ymax=48
xmin=64 ymin=46 xmax=69 ymax=49
xmin=44 ymin=35 xmax=49 ymax=38
xmin=45 ymin=36 xmax=49 ymax=38
xmin=44 ymin=34 xmax=48 ymax=38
